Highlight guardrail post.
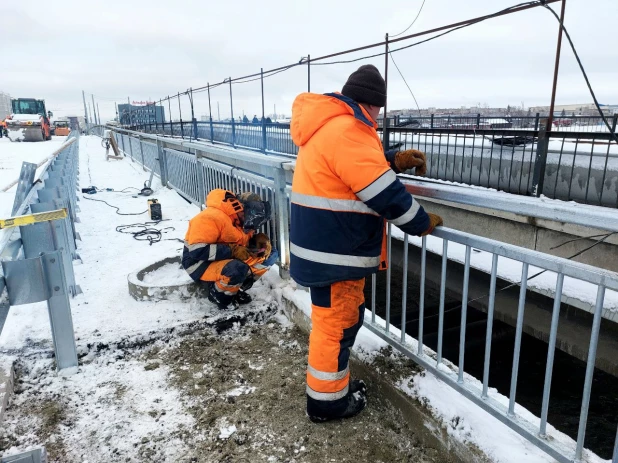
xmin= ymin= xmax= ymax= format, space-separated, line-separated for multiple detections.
xmin=156 ymin=139 xmax=168 ymax=187
xmin=534 ymin=112 xmax=540 ymax=130
xmin=139 ymin=137 xmax=146 ymax=170
xmin=228 ymin=77 xmax=236 ymax=147
xmin=194 ymin=151 xmax=206 ymax=210
xmin=431 ymin=114 xmax=434 ymax=129
xmin=530 ymin=120 xmax=549 ymax=197
xmin=2 ymin=250 xmax=78 ymax=371
xmin=273 ymin=166 xmax=290 ymax=278
xmin=128 ymin=134 xmax=134 ymax=160
xmin=207 ymin=83 xmax=214 ymax=143
xmin=476 ymin=113 xmax=481 ymax=129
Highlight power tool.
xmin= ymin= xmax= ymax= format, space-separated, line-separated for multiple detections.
xmin=148 ymin=199 xmax=162 ymax=221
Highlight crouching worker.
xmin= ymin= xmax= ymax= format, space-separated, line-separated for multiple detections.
xmin=182 ymin=189 xmax=277 ymax=309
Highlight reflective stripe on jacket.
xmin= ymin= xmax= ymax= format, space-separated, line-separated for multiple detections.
xmin=182 ymin=189 xmax=252 ymax=281
xmin=290 ymin=92 xmax=429 ymax=287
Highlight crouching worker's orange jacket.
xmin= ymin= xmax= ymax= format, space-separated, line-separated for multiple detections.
xmin=182 ymin=189 xmax=273 ymax=284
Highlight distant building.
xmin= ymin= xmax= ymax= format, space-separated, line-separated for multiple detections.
xmin=0 ymin=92 xmax=11 ymax=119
xmin=117 ymin=102 xmax=165 ymax=126
xmin=529 ymin=103 xmax=618 ymax=116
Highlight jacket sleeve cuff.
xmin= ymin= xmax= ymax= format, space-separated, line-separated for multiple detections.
xmin=384 ymin=149 xmax=401 ymax=174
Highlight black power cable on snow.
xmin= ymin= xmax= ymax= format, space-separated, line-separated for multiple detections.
xmin=116 ymin=221 xmax=183 ymax=246
xmin=81 ymin=195 xmax=148 ymax=216
xmin=542 ymin=3 xmax=618 ymax=145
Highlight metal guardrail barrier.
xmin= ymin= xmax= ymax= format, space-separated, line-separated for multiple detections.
xmin=0 ymin=133 xmax=81 ymax=372
xmin=105 ymin=127 xmax=617 ymax=463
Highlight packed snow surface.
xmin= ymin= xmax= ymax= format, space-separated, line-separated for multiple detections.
xmin=141 ymin=262 xmax=193 ymax=285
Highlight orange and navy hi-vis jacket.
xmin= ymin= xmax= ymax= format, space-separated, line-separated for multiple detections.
xmin=290 ymin=92 xmax=430 ymax=287
xmin=182 ymin=189 xmax=252 ymax=281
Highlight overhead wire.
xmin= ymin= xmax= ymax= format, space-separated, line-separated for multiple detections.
xmin=390 ymin=0 xmax=427 ymax=38
xmin=541 ymin=3 xmax=618 ymax=145
xmin=388 ymin=45 xmax=422 ymax=117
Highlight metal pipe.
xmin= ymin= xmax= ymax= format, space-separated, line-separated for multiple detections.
xmin=575 ymin=285 xmax=606 ymax=459
xmin=371 ymin=273 xmax=376 ymax=324
xmin=307 ymin=54 xmax=311 ymax=92
xmin=382 ymin=33 xmax=389 ymax=151
xmin=385 ymin=222 xmax=392 ymax=333
xmin=508 ymin=262 xmax=529 ymax=416
xmin=417 ymin=236 xmax=426 ymax=356
xmin=261 ymin=68 xmax=267 ymax=153
xmin=91 ymin=94 xmax=98 ymax=125
xmin=401 ymin=233 xmax=409 ymax=343
xmin=229 ymin=78 xmax=235 ymax=147
xmin=457 ymin=245 xmax=471 ymax=384
xmin=539 ymin=272 xmax=564 ymax=437
xmin=81 ymin=90 xmax=88 ymax=125
xmin=546 ymin=0 xmax=567 ymax=130
xmin=207 ymin=84 xmax=214 ymax=143
xmin=482 ymin=254 xmax=499 ymax=398
xmin=437 ymin=239 xmax=448 ymax=365
xmin=612 ymin=430 xmax=618 ymax=463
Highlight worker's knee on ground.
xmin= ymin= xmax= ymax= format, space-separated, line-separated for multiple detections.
xmin=221 ymin=259 xmax=252 ymax=286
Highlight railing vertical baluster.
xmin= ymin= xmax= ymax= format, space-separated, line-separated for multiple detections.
xmin=539 ymin=272 xmax=564 ymax=437
xmin=437 ymin=239 xmax=448 ymax=365
xmin=371 ymin=273 xmax=376 ymax=324
xmin=612 ymin=426 xmax=618 ymax=463
xmin=482 ymin=254 xmax=499 ymax=398
xmin=575 ymin=285 xmax=606 ymax=460
xmin=418 ymin=236 xmax=426 ymax=356
xmin=508 ymin=262 xmax=529 ymax=416
xmin=584 ymin=136 xmax=596 ymax=203
xmin=385 ymin=222 xmax=392 ymax=333
xmin=401 ymin=233 xmax=409 ymax=343
xmin=457 ymin=245 xmax=471 ymax=384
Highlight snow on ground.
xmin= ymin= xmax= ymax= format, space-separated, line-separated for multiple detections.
xmin=0 ymin=136 xmax=440 ymax=463
xmin=0 ymin=136 xmax=68 ymax=190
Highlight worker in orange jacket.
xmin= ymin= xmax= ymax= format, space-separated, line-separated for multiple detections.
xmin=182 ymin=189 xmax=276 ymax=309
xmin=290 ymin=64 xmax=443 ymax=422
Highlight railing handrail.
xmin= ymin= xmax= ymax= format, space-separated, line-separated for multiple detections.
xmin=113 ymin=126 xmax=293 ymax=170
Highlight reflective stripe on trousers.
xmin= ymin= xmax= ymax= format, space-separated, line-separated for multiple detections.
xmin=307 ymin=279 xmax=365 ymax=402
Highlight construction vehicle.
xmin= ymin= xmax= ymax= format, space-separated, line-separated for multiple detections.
xmin=5 ymin=98 xmax=53 ymax=142
xmin=54 ymin=119 xmax=71 ymax=136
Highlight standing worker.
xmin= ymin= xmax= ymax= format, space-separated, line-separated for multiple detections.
xmin=182 ymin=189 xmax=277 ymax=309
xmin=290 ymin=64 xmax=443 ymax=422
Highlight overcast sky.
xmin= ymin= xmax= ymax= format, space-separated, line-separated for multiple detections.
xmin=3 ymin=0 xmax=617 ymax=121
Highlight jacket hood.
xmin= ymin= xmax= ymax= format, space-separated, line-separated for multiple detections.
xmin=290 ymin=92 xmax=376 ymax=147
xmin=205 ymin=189 xmax=243 ymax=218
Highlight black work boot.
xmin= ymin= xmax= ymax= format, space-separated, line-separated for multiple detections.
xmin=350 ymin=379 xmax=367 ymax=395
xmin=307 ymin=390 xmax=367 ymax=423
xmin=207 ymin=284 xmax=234 ymax=310
xmin=234 ymin=290 xmax=252 ymax=305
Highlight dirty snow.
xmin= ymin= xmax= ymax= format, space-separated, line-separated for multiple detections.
xmin=141 ymin=262 xmax=193 ymax=285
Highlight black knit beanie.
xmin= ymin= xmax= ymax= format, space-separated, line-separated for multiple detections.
xmin=341 ymin=64 xmax=386 ymax=107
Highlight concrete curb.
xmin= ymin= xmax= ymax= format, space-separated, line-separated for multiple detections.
xmin=280 ymin=295 xmax=492 ymax=463
xmin=127 ymin=256 xmax=201 ymax=302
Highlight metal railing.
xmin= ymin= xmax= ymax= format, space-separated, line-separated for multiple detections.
xmin=104 ymin=127 xmax=618 ymax=463
xmin=130 ymin=120 xmax=618 ymax=208
xmin=0 ymin=133 xmax=81 ymax=371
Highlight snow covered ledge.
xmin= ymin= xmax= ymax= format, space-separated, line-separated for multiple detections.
xmin=261 ymin=268 xmax=606 ymax=463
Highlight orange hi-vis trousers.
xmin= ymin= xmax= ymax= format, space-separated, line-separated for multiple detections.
xmin=306 ymin=279 xmax=365 ymax=411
